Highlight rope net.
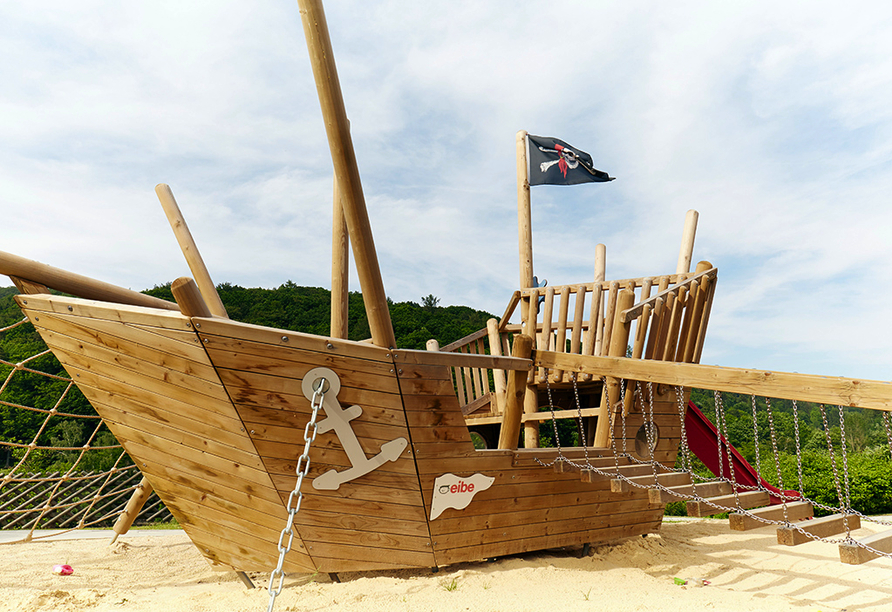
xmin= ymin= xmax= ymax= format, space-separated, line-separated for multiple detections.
xmin=538 ymin=369 xmax=892 ymax=563
xmin=0 ymin=301 xmax=172 ymax=543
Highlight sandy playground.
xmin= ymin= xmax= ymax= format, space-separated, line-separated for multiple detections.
xmin=2 ymin=518 xmax=891 ymax=612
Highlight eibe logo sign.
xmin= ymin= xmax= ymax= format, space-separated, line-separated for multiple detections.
xmin=439 ymin=480 xmax=476 ymax=495
xmin=430 ymin=473 xmax=495 ymax=520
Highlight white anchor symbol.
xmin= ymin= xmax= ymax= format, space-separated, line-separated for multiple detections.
xmin=303 ymin=367 xmax=408 ymax=491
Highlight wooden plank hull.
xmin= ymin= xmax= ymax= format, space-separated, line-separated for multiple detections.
xmin=16 ymin=294 xmax=684 ymax=573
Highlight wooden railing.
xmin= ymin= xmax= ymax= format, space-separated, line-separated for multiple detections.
xmin=435 ymin=263 xmax=718 ymax=424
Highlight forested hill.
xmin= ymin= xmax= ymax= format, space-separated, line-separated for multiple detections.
xmin=0 ymin=283 xmax=495 ymax=472
xmin=2 ymin=282 xmax=496 ymax=350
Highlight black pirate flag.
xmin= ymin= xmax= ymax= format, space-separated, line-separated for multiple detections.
xmin=526 ymin=135 xmax=614 ymax=186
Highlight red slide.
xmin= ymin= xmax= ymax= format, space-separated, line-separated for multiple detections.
xmin=684 ymin=401 xmax=799 ymax=505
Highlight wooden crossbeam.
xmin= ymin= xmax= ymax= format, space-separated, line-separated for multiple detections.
xmin=535 ymin=351 xmax=892 ymax=411
xmin=729 ymin=501 xmax=814 ymax=531
xmin=777 ymin=514 xmax=861 ymax=546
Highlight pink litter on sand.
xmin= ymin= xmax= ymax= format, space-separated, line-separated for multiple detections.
xmin=52 ymin=564 xmax=73 ymax=576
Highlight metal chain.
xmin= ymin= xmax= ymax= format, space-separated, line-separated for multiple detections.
xmin=542 ymin=369 xmax=564 ymax=465
xmin=883 ymin=412 xmax=892 ymax=461
xmin=611 ymin=378 xmax=624 ymax=472
xmin=715 ymin=390 xmax=741 ymax=508
xmin=819 ymin=404 xmax=849 ymax=525
xmin=714 ymin=390 xmax=727 ymax=482
xmin=883 ymin=411 xmax=892 ymax=458
xmin=764 ymin=398 xmax=788 ymax=521
xmin=644 ymin=382 xmax=659 ymax=479
xmin=573 ymin=372 xmax=593 ymax=467
xmin=675 ymin=386 xmax=691 ymax=475
xmin=837 ymin=405 xmax=854 ymax=539
xmin=750 ymin=395 xmax=763 ymax=487
xmin=266 ymin=378 xmax=327 ymax=612
xmin=791 ymin=400 xmax=806 ymax=495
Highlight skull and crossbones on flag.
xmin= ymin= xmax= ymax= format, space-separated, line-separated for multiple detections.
xmin=526 ymin=135 xmax=614 ymax=186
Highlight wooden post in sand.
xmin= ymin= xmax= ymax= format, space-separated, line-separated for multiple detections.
xmin=298 ymin=0 xmax=396 ymax=349
xmin=676 ymin=210 xmax=699 ymax=275
xmin=110 ymin=477 xmax=154 ymax=544
xmin=155 ymin=184 xmax=228 ymax=318
xmin=331 ymin=174 xmax=350 ymax=339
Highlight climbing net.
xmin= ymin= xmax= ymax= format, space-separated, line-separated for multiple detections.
xmin=0 ymin=312 xmax=170 ymax=542
xmin=538 ymin=369 xmax=892 ymax=563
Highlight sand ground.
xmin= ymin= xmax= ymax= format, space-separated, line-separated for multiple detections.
xmin=2 ymin=518 xmax=891 ymax=612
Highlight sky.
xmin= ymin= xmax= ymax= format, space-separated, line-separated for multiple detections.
xmin=2 ymin=1 xmax=892 ymax=381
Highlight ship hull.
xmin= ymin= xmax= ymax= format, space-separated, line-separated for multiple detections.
xmin=17 ymin=294 xmax=685 ymax=573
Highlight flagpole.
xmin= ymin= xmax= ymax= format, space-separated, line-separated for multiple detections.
xmin=516 ymin=130 xmax=534 ymax=315
xmin=515 ymin=130 xmax=541 ymax=448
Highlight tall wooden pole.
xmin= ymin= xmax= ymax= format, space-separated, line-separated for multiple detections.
xmin=0 ymin=250 xmax=178 ymax=311
xmin=516 ymin=130 xmax=534 ymax=322
xmin=155 ymin=184 xmax=228 ymax=319
xmin=298 ymin=0 xmax=396 ymax=348
xmin=676 ymin=209 xmax=699 ymax=275
xmin=331 ymin=174 xmax=350 ymax=339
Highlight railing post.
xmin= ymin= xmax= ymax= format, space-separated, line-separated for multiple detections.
xmin=486 ymin=319 xmax=507 ymax=415
xmin=498 ymin=335 xmax=533 ymax=450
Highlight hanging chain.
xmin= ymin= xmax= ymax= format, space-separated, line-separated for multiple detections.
xmin=610 ymin=378 xmax=627 ymax=465
xmin=883 ymin=411 xmax=892 ymax=458
xmin=764 ymin=398 xmax=788 ymax=521
xmin=837 ymin=405 xmax=854 ymax=539
xmin=714 ymin=391 xmax=727 ymax=482
xmin=715 ymin=390 xmax=741 ymax=508
xmin=791 ymin=400 xmax=806 ymax=495
xmin=644 ymin=382 xmax=659 ymax=478
xmin=819 ymin=404 xmax=847 ymax=516
xmin=266 ymin=377 xmax=327 ymax=612
xmin=573 ymin=372 xmax=593 ymax=467
xmin=543 ymin=369 xmax=563 ymax=464
xmin=750 ymin=395 xmax=763 ymax=487
xmin=675 ymin=386 xmax=691 ymax=475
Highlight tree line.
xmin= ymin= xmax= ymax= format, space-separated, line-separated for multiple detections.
xmin=0 ymin=283 xmax=494 ymax=472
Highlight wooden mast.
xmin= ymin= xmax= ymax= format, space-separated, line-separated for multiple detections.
xmin=298 ymin=0 xmax=396 ymax=348
xmin=330 ymin=175 xmax=350 ymax=339
xmin=155 ymin=183 xmax=229 ymax=318
xmin=516 ymin=130 xmax=534 ymax=316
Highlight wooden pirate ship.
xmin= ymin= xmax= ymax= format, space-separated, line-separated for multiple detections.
xmin=4 ymin=0 xmax=892 ymax=577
